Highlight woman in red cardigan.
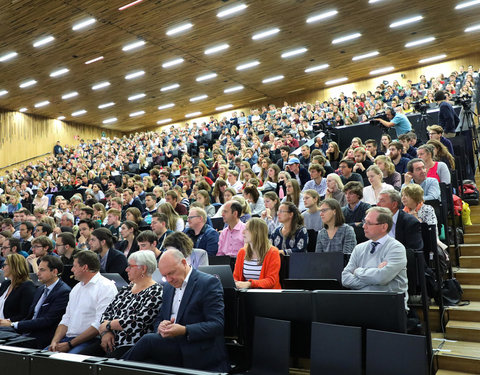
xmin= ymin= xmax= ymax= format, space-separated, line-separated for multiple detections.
xmin=233 ymin=218 xmax=281 ymax=289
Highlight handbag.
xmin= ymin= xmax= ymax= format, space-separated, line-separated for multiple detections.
xmin=441 ymin=278 xmax=468 ymax=306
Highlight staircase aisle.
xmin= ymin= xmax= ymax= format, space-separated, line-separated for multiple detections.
xmin=435 ymin=202 xmax=480 ymax=374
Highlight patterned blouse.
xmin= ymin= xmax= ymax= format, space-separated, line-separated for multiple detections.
xmin=271 ymin=224 xmax=308 ymax=254
xmin=101 ymin=283 xmax=163 ymax=347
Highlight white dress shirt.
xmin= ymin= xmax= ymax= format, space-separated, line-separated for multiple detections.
xmin=170 ymin=267 xmax=193 ymax=322
xmin=59 ymin=272 xmax=117 ymax=337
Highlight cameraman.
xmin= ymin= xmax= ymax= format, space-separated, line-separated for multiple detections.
xmin=435 ymin=90 xmax=458 ymax=138
xmin=375 ymin=107 xmax=412 ymax=137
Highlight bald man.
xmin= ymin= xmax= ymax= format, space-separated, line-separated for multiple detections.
xmin=123 ymin=250 xmax=228 ymax=372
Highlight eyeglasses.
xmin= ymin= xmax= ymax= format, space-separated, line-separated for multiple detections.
xmin=126 ymin=264 xmax=142 ymax=270
xmin=362 ymin=220 xmax=384 ymax=226
xmin=187 ymin=216 xmax=200 ymax=220
xmin=32 ymin=245 xmax=45 ymax=249
xmin=319 ymin=208 xmax=332 ymax=214
xmin=277 ymin=210 xmax=290 ymax=214
xmin=1 ymin=246 xmax=11 ymax=250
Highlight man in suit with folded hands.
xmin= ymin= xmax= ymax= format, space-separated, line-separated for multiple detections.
xmin=122 ymin=249 xmax=229 ymax=372
xmin=342 ymin=207 xmax=409 ymax=310
xmin=0 ymin=255 xmax=71 ymax=348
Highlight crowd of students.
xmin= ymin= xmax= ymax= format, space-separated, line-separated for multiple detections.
xmin=0 ymin=64 xmax=474 ymax=369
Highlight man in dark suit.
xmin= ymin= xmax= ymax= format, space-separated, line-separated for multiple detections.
xmin=0 ymin=255 xmax=71 ymax=348
xmin=121 ymin=189 xmax=144 ymax=220
xmin=89 ymin=228 xmax=128 ymax=281
xmin=123 ymin=250 xmax=228 ymax=372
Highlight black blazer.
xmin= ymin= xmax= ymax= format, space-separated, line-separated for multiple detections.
xmin=103 ymin=248 xmax=128 ymax=281
xmin=16 ymin=279 xmax=71 ymax=348
xmin=114 ymin=239 xmax=139 ymax=259
xmin=395 ymin=210 xmax=423 ymax=252
xmin=0 ymin=280 xmax=36 ymax=322
xmin=153 ymin=269 xmax=228 ymax=372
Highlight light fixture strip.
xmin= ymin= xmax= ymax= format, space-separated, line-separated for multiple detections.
xmin=281 ymin=47 xmax=308 ymax=58
xmin=262 ymin=75 xmax=284 ymax=83
xmin=455 ymin=0 xmax=480 ymax=9
xmin=166 ymin=22 xmax=193 ymax=36
xmin=306 ymin=10 xmax=338 ymax=23
xmin=122 ymin=40 xmax=146 ymax=51
xmin=0 ymin=52 xmax=18 ymax=62
xmin=236 ymin=61 xmax=260 ymax=70
xmin=162 ymin=58 xmax=184 ymax=68
xmin=50 ymin=68 xmax=69 ymax=77
xmin=118 ymin=0 xmax=144 ymax=11
xmin=190 ymin=95 xmax=208 ymax=102
xmin=205 ymin=44 xmax=229 ymax=55
xmin=92 ymin=81 xmax=111 ymax=90
xmin=196 ymin=73 xmax=217 ymax=82
xmin=389 ymin=15 xmax=423 ymax=28
xmin=352 ymin=51 xmax=379 ymax=61
xmin=160 ymin=83 xmax=180 ymax=92
xmin=418 ymin=54 xmax=447 ymax=64
xmin=305 ymin=64 xmax=329 ymax=73
xmin=128 ymin=93 xmax=146 ymax=101
xmin=33 ymin=36 xmax=55 ymax=48
xmin=370 ymin=66 xmax=395 ymax=75
xmin=325 ymin=77 xmax=348 ymax=85
xmin=224 ymin=85 xmax=244 ymax=93
xmin=217 ymin=3 xmax=247 ymax=18
xmin=98 ymin=102 xmax=115 ymax=109
xmin=185 ymin=111 xmax=202 ymax=118
xmin=252 ymin=28 xmax=280 ymax=40
xmin=332 ymin=33 xmax=362 ymax=44
xmin=125 ymin=70 xmax=145 ymax=80
xmin=158 ymin=103 xmax=175 ymax=110
xmin=405 ymin=36 xmax=435 ymax=48
xmin=85 ymin=56 xmax=104 ymax=64
xmin=62 ymin=91 xmax=78 ymax=99
xmin=157 ymin=118 xmax=172 ymax=124
xmin=72 ymin=18 xmax=96 ymax=31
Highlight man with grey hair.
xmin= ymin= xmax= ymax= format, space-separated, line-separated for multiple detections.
xmin=184 ymin=207 xmax=219 ymax=256
xmin=342 ymin=206 xmax=409 ymax=310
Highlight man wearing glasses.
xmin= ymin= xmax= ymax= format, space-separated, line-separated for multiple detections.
xmin=342 ymin=206 xmax=408 ymax=310
xmin=184 ymin=208 xmax=219 ymax=256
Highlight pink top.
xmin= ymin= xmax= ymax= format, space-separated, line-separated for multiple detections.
xmin=217 ymin=220 xmax=246 ymax=257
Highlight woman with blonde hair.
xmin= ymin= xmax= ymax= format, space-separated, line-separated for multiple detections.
xmin=158 ymin=202 xmax=184 ymax=231
xmin=233 ymin=218 xmax=281 ymax=289
xmin=325 ymin=173 xmax=346 ymax=206
xmin=142 ymin=176 xmax=155 ymax=192
xmin=362 ymin=165 xmax=394 ymax=205
xmin=0 ymin=253 xmax=36 ymax=322
xmin=374 ymin=155 xmax=401 ymax=190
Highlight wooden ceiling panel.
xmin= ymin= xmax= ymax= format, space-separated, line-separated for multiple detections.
xmin=0 ymin=0 xmax=479 ymax=131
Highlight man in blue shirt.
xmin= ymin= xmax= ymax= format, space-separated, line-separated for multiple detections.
xmin=376 ymin=107 xmax=412 ymax=137
xmin=402 ymin=158 xmax=441 ymax=201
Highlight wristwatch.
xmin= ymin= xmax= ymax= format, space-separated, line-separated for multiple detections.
xmin=106 ymin=321 xmax=112 ymax=332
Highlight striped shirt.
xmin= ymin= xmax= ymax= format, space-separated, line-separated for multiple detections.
xmin=243 ymin=259 xmax=263 ymax=280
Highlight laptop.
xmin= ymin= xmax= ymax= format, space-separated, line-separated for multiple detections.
xmin=198 ymin=265 xmax=236 ymax=289
xmin=101 ymin=273 xmax=129 ymax=290
xmin=210 ymin=217 xmax=225 ymax=231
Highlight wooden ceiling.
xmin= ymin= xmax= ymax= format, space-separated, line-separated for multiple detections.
xmin=0 ymin=0 xmax=479 ymax=131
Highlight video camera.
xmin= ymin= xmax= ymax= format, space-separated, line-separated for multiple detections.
xmin=368 ymin=112 xmax=389 ymax=133
xmin=452 ymin=93 xmax=472 ymax=108
xmin=412 ymin=98 xmax=428 ymax=113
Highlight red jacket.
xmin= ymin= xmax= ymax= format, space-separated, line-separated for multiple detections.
xmin=233 ymin=247 xmax=281 ymax=289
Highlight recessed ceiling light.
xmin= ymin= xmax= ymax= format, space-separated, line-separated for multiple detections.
xmin=369 ymin=0 xmax=385 ymax=3
xmin=326 ymin=77 xmax=348 ymax=85
xmin=217 ymin=3 xmax=247 ymax=18
xmin=216 ymin=104 xmax=233 ymax=111
xmin=405 ymin=36 xmax=435 ymax=48
xmin=262 ymin=75 xmax=284 ymax=83
xmin=72 ymin=109 xmax=87 ymax=116
xmin=370 ymin=66 xmax=395 ymax=75
xmin=162 ymin=58 xmax=184 ymax=68
xmin=103 ymin=117 xmax=118 ymax=124
xmin=122 ymin=40 xmax=146 ymax=51
xmin=236 ymin=61 xmax=260 ymax=71
xmin=455 ymin=0 xmax=480 ymax=9
xmin=128 ymin=93 xmax=146 ymax=101
xmin=158 ymin=103 xmax=175 ymax=110
xmin=465 ymin=23 xmax=480 ymax=32
xmin=19 ymin=107 xmax=28 ymax=112
xmin=332 ymin=33 xmax=362 ymax=44
xmin=205 ymin=44 xmax=229 ymax=55
xmin=33 ymin=36 xmax=55 ymax=48
xmin=19 ymin=79 xmax=37 ymax=88
xmin=224 ymin=85 xmax=244 ymax=93
xmin=186 ymin=111 xmax=202 ymax=118
xmin=160 ymin=83 xmax=180 ymax=92
xmin=196 ymin=73 xmax=218 ymax=82
xmin=98 ymin=102 xmax=115 ymax=109
xmin=50 ymin=68 xmax=69 ymax=78
xmin=62 ymin=91 xmax=78 ymax=99
xmin=389 ymin=15 xmax=423 ymax=28
xmin=34 ymin=100 xmax=49 ymax=107
xmin=352 ymin=51 xmax=380 ymax=61
xmin=72 ymin=18 xmax=96 ymax=31
xmin=418 ymin=54 xmax=447 ymax=64
xmin=190 ymin=94 xmax=208 ymax=102
xmin=125 ymin=70 xmax=145 ymax=80
xmin=130 ymin=110 xmax=145 ymax=117
xmin=57 ymin=116 xmax=65 ymax=120
xmin=118 ymin=0 xmax=144 ymax=10
xmin=166 ymin=22 xmax=193 ymax=36
xmin=0 ymin=52 xmax=18 ymax=62
xmin=306 ymin=10 xmax=338 ymax=23
xmin=281 ymin=47 xmax=308 ymax=58
xmin=85 ymin=56 xmax=104 ymax=64
xmin=249 ymin=97 xmax=267 ymax=102
xmin=305 ymin=64 xmax=329 ymax=73
xmin=0 ymin=90 xmax=8 ymax=96
xmin=252 ymin=28 xmax=280 ymax=40
xmin=288 ymin=88 xmax=305 ymax=93
xmin=157 ymin=118 xmax=172 ymax=124
xmin=92 ymin=81 xmax=110 ymax=90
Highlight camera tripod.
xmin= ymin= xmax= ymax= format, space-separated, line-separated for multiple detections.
xmin=459 ymin=103 xmax=480 ymax=173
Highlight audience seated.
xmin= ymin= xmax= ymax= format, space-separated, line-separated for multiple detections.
xmin=184 ymin=207 xmax=219 ymax=256
xmin=164 ymin=231 xmax=208 ymax=269
xmin=342 ymin=182 xmax=371 ymax=243
xmin=233 ymin=218 xmax=281 ymax=289
xmin=403 ymin=159 xmax=441 ymax=201
xmin=271 ymin=201 xmax=308 ymax=254
xmin=362 ymin=165 xmax=394 ymax=205
xmin=417 ymin=144 xmax=451 ymax=184
xmin=325 ymin=173 xmax=347 ymax=206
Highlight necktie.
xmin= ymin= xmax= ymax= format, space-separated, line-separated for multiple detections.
xmin=33 ymin=287 xmax=49 ymax=319
xmin=370 ymin=241 xmax=380 ymax=254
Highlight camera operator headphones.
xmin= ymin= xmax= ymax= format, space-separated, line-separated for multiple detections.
xmin=386 ymin=107 xmax=395 ymax=117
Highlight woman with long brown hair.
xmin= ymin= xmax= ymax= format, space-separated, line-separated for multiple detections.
xmin=270 ymin=201 xmax=308 ymax=254
xmin=233 ymin=218 xmax=281 ymax=289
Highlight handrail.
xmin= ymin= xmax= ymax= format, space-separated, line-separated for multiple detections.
xmin=1 ymin=152 xmax=51 ymax=170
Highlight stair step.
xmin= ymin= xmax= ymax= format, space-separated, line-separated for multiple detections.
xmin=447 ymin=302 xmax=480 ymax=322
xmin=460 ymin=256 xmax=480 ymax=268
xmin=462 ymin=285 xmax=480 ymax=301
xmin=434 ymin=339 xmax=480 ymax=374
xmin=465 ymin=224 xmax=480 ymax=234
xmin=455 ymin=269 xmax=480 ymax=285
xmin=446 ymin=320 xmax=480 ymax=342
xmin=464 ymin=234 xmax=480 ymax=244
xmin=460 ymin=245 xmax=480 ymax=256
